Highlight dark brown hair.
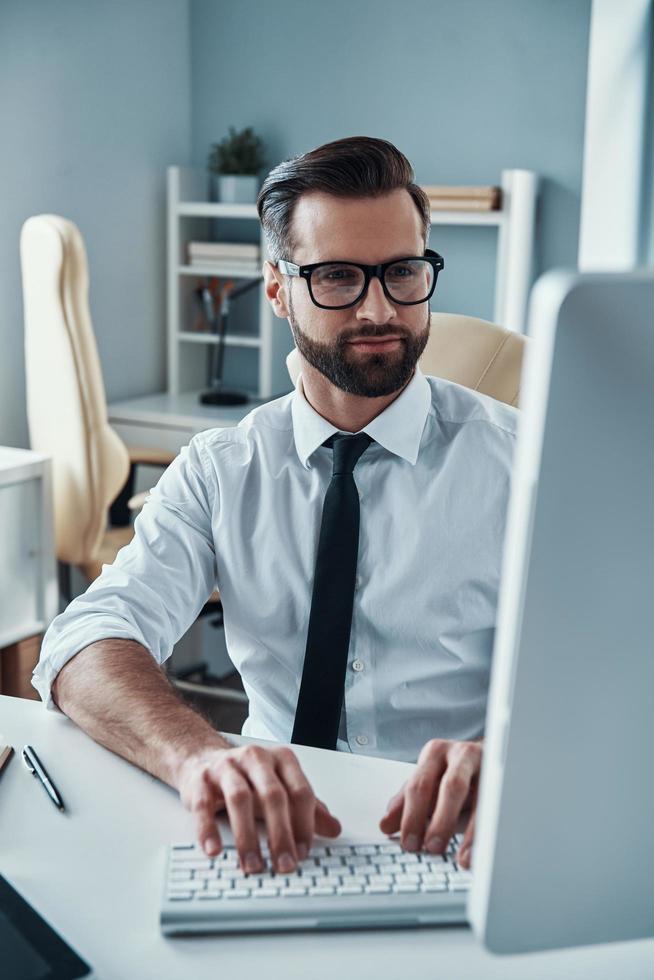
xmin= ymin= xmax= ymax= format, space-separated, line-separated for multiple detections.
xmin=256 ymin=136 xmax=431 ymax=262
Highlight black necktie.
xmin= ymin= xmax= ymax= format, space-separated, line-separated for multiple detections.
xmin=292 ymin=432 xmax=373 ymax=750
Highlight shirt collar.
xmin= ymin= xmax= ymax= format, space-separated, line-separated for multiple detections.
xmin=291 ymin=365 xmax=432 ymax=468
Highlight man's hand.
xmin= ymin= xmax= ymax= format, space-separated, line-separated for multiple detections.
xmin=378 ymin=739 xmax=482 ymax=870
xmin=176 ymin=744 xmax=341 ymax=874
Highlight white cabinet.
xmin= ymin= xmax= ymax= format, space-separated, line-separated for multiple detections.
xmin=0 ymin=448 xmax=57 ymax=648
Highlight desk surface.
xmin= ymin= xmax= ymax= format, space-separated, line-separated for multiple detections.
xmin=1 ymin=695 xmax=651 ymax=980
xmin=108 ymin=390 xmax=271 ymax=432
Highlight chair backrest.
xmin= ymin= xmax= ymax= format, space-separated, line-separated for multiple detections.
xmin=20 ymin=215 xmax=129 ymax=565
xmin=286 ymin=312 xmax=526 ymax=407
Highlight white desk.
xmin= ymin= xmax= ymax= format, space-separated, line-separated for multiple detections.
xmin=1 ymin=695 xmax=652 ymax=980
xmin=108 ymin=391 xmax=274 ymax=454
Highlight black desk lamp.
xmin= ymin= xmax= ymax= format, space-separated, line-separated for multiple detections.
xmin=199 ymin=276 xmax=262 ymax=407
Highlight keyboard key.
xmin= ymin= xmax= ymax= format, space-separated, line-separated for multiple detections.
xmin=400 ymin=853 xmax=420 ymax=864
xmin=354 ymin=845 xmax=378 ymax=855
xmin=393 ymin=883 xmax=420 ymax=893
xmin=168 ymin=892 xmax=193 ymax=900
xmin=254 ymin=888 xmax=279 ymax=898
xmin=338 ymin=874 xmax=366 ymax=888
xmin=225 ymin=888 xmax=251 ymax=899
xmin=338 ymin=885 xmax=364 ymax=895
xmin=423 ymin=856 xmax=448 ymax=869
xmin=421 ymin=874 xmax=448 ymax=886
xmin=422 ymin=881 xmax=448 ymax=892
xmin=309 ymin=886 xmax=336 ymax=896
xmin=347 ymin=855 xmax=370 ymax=867
xmin=169 ymin=870 xmax=192 ymax=881
xmin=328 ymin=846 xmax=354 ymax=856
xmin=171 ymin=858 xmax=213 ymax=870
xmin=374 ymin=854 xmax=395 ymax=866
xmin=220 ymin=868 xmax=243 ymax=880
xmin=281 ymin=887 xmax=308 ymax=897
xmin=394 ymin=874 xmax=420 ymax=885
xmin=198 ymin=890 xmax=222 ymax=900
xmin=322 ymin=857 xmax=344 ymax=868
xmin=185 ymin=880 xmax=207 ymax=892
xmin=368 ymin=875 xmax=393 ymax=886
xmin=366 ymin=884 xmax=391 ymax=894
xmin=378 ymin=843 xmax=402 ymax=854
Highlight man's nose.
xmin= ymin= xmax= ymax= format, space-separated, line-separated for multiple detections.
xmin=356 ymin=275 xmax=396 ymax=323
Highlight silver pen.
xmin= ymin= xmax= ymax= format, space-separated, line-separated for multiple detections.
xmin=21 ymin=744 xmax=65 ymax=812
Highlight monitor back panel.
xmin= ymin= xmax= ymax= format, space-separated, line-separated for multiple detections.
xmin=470 ymin=270 xmax=654 ymax=953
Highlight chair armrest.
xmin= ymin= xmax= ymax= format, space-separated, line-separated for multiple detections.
xmin=127 ymin=490 xmax=149 ymax=512
xmin=127 ymin=446 xmax=177 ymax=467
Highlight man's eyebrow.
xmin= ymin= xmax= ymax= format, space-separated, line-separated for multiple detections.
xmin=312 ymin=251 xmax=424 ymax=265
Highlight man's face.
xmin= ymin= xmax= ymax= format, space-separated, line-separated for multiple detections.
xmin=272 ymin=189 xmax=431 ymax=398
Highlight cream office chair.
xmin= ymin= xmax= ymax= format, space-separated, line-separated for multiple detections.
xmin=20 ymin=214 xmax=177 ymax=586
xmin=20 ymin=215 xmax=233 ymax=707
xmin=286 ymin=311 xmax=526 ymax=407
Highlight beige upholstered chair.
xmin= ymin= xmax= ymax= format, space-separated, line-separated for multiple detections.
xmin=286 ymin=312 xmax=526 ymax=407
xmin=20 ymin=214 xmax=230 ymax=708
xmin=20 ymin=215 xmax=176 ymax=585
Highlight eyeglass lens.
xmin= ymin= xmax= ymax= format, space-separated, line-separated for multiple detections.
xmin=310 ymin=259 xmax=435 ymax=307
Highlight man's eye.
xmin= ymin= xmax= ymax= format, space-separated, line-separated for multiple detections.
xmin=387 ymin=264 xmax=415 ymax=279
xmin=326 ymin=269 xmax=356 ymax=281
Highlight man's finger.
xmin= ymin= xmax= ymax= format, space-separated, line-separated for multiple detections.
xmin=399 ymin=761 xmax=444 ymax=851
xmin=314 ymin=798 xmax=342 ymax=838
xmin=378 ymin=789 xmax=405 ymax=834
xmin=215 ymin=760 xmax=263 ymax=873
xmin=191 ymin=769 xmax=224 ymax=857
xmin=424 ymin=747 xmax=478 ymax=854
xmin=457 ymin=792 xmax=477 ymax=869
xmin=273 ymin=748 xmax=318 ymax=859
xmin=242 ymin=749 xmax=298 ymax=873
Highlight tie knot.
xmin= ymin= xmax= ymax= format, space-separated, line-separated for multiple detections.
xmin=325 ymin=432 xmax=373 ymax=475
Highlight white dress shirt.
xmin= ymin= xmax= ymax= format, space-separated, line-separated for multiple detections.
xmin=34 ymin=367 xmax=517 ymax=763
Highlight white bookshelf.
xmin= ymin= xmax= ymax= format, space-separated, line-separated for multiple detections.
xmin=167 ymin=166 xmax=538 ymax=399
xmin=167 ymin=166 xmax=287 ymax=400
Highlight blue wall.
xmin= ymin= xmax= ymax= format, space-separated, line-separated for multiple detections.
xmin=0 ymin=0 xmax=191 ymax=447
xmin=0 ymin=0 xmax=593 ymax=447
xmin=190 ymin=0 xmax=591 ymax=324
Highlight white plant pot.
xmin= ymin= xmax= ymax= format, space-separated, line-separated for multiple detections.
xmin=215 ymin=175 xmax=259 ymax=204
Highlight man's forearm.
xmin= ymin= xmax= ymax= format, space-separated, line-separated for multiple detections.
xmin=52 ymin=639 xmax=231 ymax=788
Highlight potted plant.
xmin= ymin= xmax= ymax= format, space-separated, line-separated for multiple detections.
xmin=207 ymin=126 xmax=267 ymax=203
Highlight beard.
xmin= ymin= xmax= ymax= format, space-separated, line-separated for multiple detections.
xmin=288 ymin=296 xmax=430 ymax=398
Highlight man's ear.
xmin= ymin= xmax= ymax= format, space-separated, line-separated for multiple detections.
xmin=263 ymin=260 xmax=290 ymax=318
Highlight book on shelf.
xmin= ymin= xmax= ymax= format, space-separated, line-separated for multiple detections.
xmin=188 ymin=241 xmax=261 ymax=260
xmin=421 ymin=185 xmax=501 ymax=211
xmin=427 ymin=197 xmax=501 ymax=212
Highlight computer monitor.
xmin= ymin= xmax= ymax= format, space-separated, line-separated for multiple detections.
xmin=468 ymin=269 xmax=654 ymax=954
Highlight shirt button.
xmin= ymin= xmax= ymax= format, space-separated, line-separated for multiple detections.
xmin=352 ymin=659 xmax=364 ymax=672
xmin=355 ymin=734 xmax=369 ymax=746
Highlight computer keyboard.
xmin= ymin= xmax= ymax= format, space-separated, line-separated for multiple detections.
xmin=160 ymin=836 xmax=471 ymax=934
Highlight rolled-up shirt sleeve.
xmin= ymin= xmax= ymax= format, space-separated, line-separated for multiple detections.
xmin=33 ymin=434 xmax=218 ymax=711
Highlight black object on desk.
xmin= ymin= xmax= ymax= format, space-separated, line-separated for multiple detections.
xmin=0 ymin=874 xmax=93 ymax=979
xmin=199 ymin=276 xmax=261 ymax=407
xmin=21 ymin=745 xmax=65 ymax=812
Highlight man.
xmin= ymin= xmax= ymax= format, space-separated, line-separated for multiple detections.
xmin=34 ymin=136 xmax=516 ymax=878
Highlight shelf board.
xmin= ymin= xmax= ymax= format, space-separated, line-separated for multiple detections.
xmin=177 ymin=203 xmax=502 ymax=224
xmin=178 ymin=264 xmax=262 ymax=279
xmin=178 ymin=331 xmax=262 ymax=348
xmin=429 ymin=209 xmax=503 ymax=226
xmin=177 ymin=202 xmax=259 ymax=218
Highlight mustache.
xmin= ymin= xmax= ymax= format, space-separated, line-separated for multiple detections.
xmin=338 ymin=326 xmax=410 ymax=345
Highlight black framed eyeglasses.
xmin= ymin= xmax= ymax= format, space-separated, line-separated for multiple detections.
xmin=277 ymin=249 xmax=444 ymax=310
